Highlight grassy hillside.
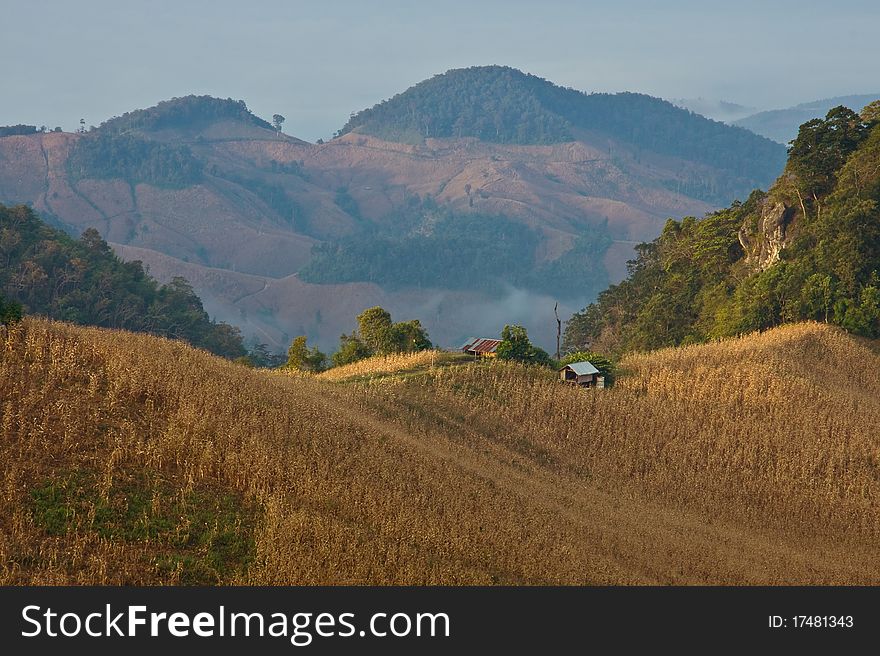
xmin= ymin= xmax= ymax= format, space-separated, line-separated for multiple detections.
xmin=2 ymin=318 xmax=878 ymax=584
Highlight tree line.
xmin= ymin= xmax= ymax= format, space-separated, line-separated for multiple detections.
xmin=279 ymin=305 xmax=616 ymax=383
xmin=282 ymin=306 xmax=432 ymax=372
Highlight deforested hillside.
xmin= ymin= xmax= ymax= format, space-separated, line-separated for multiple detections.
xmin=2 ymin=318 xmax=878 ymax=584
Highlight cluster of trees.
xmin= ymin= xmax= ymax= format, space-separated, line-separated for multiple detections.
xmin=0 ymin=204 xmax=247 ymax=358
xmin=787 ymin=105 xmax=875 ymax=201
xmin=236 ymin=343 xmax=286 ymax=369
xmin=285 ymin=335 xmax=327 ymax=372
xmin=528 ymin=231 xmax=612 ymax=297
xmin=339 ymin=65 xmax=784 ymax=203
xmin=0 ymin=125 xmax=38 ymax=137
xmin=0 ymin=125 xmax=63 ymax=136
xmin=0 ymin=293 xmax=22 ymax=327
xmin=300 ymin=202 xmax=611 ymax=299
xmin=67 ymin=133 xmax=203 ymax=188
xmin=301 ymin=211 xmax=533 ymax=292
xmin=283 ymin=306 xmax=432 ymax=372
xmin=332 ymin=306 xmax=431 ymax=366
xmin=565 ymin=105 xmax=880 ymax=354
xmin=97 ymin=95 xmax=274 ymax=134
xmin=215 ymin=170 xmax=303 ymax=228
xmin=495 ymin=324 xmax=552 ymax=365
xmin=266 ymin=159 xmax=305 ymax=176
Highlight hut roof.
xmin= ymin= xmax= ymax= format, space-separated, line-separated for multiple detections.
xmin=561 ymin=361 xmax=600 ymax=376
xmin=460 ymin=337 xmax=502 ymax=354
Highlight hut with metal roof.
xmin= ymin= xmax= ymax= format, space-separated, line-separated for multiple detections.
xmin=559 ymin=361 xmax=605 ymax=388
xmin=460 ymin=337 xmax=502 ymax=358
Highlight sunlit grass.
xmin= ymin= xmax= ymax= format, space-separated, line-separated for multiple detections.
xmin=316 ymin=349 xmax=468 ymax=382
xmin=2 ymin=319 xmax=878 ymax=585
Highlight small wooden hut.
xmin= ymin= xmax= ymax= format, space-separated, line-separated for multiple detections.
xmin=460 ymin=337 xmax=502 ymax=358
xmin=559 ymin=361 xmax=604 ymax=388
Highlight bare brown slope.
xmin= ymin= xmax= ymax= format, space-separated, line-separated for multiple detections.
xmin=0 ymin=129 xmax=712 ymax=259
xmin=0 ymin=132 xmax=318 ymax=277
xmin=2 ymin=319 xmax=878 ymax=584
xmin=221 ymin=132 xmax=714 ymax=244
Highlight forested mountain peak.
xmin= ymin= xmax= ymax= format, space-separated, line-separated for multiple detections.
xmin=97 ymin=95 xmax=274 ymax=136
xmin=340 ymin=65 xmax=573 ymax=144
xmin=338 ymin=65 xmax=786 ymax=202
xmin=64 ymin=96 xmax=281 ymax=189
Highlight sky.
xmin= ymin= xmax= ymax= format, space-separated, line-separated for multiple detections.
xmin=2 ymin=0 xmax=879 ymax=142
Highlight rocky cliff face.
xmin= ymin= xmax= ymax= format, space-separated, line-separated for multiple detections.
xmin=738 ymin=200 xmax=797 ymax=271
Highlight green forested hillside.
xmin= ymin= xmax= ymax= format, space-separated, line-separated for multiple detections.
xmin=339 ymin=66 xmax=786 ymax=203
xmin=565 ymin=105 xmax=880 ymax=354
xmin=0 ymin=204 xmax=246 ymax=358
xmin=67 ymin=133 xmax=203 ymax=188
xmin=299 ymin=204 xmax=612 ymax=298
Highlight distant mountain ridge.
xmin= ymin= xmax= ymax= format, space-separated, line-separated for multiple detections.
xmin=340 ymin=66 xmax=786 ymax=205
xmin=670 ymin=98 xmax=757 ymax=123
xmin=735 ymin=94 xmax=880 ymax=143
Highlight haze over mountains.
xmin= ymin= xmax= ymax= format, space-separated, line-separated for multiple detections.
xmin=0 ymin=66 xmax=787 ymax=351
xmin=733 ymin=94 xmax=880 ymax=144
xmin=670 ymin=98 xmax=757 ymax=123
xmin=673 ymin=93 xmax=880 ymax=144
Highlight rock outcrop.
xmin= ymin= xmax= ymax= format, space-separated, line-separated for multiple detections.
xmin=739 ymin=200 xmax=796 ymax=271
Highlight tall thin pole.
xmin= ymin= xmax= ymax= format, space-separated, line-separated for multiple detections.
xmin=554 ymin=302 xmax=561 ymax=361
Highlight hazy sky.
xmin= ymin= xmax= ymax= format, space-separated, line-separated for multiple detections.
xmin=3 ymin=0 xmax=878 ymax=141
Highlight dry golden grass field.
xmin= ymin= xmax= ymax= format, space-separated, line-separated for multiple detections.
xmin=1 ymin=318 xmax=879 ymax=584
xmin=315 ymin=350 xmax=468 ymax=382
